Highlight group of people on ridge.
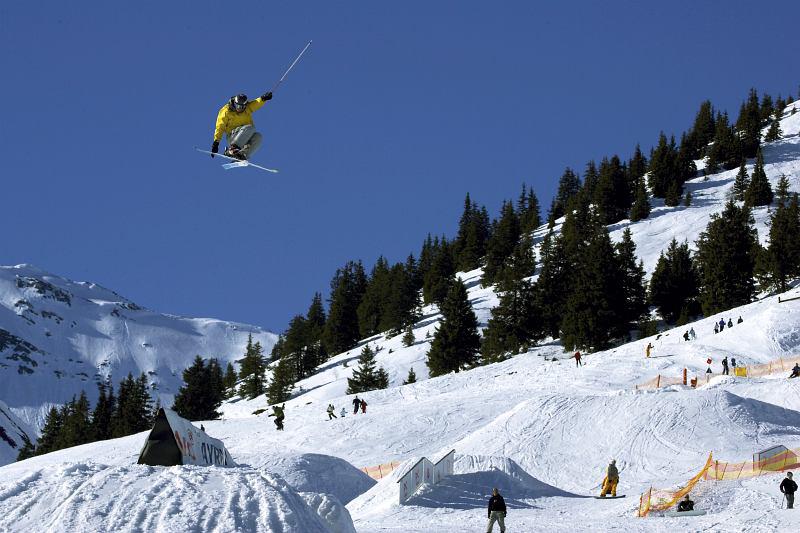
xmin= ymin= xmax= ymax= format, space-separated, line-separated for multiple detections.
xmin=714 ymin=316 xmax=742 ymax=334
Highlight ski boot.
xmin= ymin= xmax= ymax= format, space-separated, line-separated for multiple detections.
xmin=224 ymin=144 xmax=247 ymax=160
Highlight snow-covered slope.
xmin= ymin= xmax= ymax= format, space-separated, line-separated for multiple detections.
xmin=0 ymin=399 xmax=34 ymax=465
xmin=0 ymin=264 xmax=278 ymax=432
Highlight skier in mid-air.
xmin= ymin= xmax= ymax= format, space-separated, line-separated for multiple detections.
xmin=210 ymin=91 xmax=273 ymax=161
xmin=268 ymin=403 xmax=285 ymax=431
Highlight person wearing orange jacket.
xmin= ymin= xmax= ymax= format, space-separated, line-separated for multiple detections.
xmin=210 ymin=92 xmax=273 ymax=160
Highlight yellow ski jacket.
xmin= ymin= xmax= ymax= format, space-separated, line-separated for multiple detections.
xmin=213 ymin=97 xmax=267 ymax=142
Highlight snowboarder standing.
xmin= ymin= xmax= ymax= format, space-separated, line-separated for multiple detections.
xmin=645 ymin=343 xmax=653 ymax=358
xmin=268 ymin=404 xmax=285 ymax=431
xmin=574 ymin=351 xmax=583 ymax=367
xmin=352 ymin=396 xmax=361 ymax=415
xmin=781 ymin=472 xmax=797 ymax=509
xmin=722 ymin=357 xmax=729 ymax=375
xmin=486 ymin=488 xmax=507 ymax=533
xmin=360 ymin=399 xmax=368 ymax=414
xmin=599 ymin=459 xmax=619 ymax=498
xmin=210 ymin=91 xmax=273 ymax=161
xmin=676 ymin=494 xmax=695 ymax=512
xmin=326 ymin=404 xmax=337 ymax=420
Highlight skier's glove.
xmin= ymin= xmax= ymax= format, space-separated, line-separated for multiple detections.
xmin=261 ymin=92 xmax=273 ymax=101
xmin=211 ymin=140 xmax=219 ymax=158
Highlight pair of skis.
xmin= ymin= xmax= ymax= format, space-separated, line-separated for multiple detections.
xmin=194 ymin=147 xmax=278 ymax=173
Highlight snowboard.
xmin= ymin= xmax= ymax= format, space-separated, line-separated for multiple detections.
xmin=663 ymin=509 xmax=707 ymax=517
xmin=593 ymin=495 xmax=626 ymax=499
xmin=194 ymin=147 xmax=279 ymax=173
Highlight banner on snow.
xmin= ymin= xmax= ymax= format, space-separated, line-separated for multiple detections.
xmin=137 ymin=408 xmax=235 ymax=467
xmin=396 ymin=449 xmax=456 ymax=504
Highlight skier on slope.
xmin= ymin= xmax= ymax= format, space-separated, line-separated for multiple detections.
xmin=599 ymin=459 xmax=619 ymax=497
xmin=486 ymin=488 xmax=507 ymax=533
xmin=268 ymin=404 xmax=285 ymax=431
xmin=326 ymin=404 xmax=338 ymax=420
xmin=574 ymin=351 xmax=582 ymax=367
xmin=689 ymin=327 xmax=696 ymax=340
xmin=210 ymin=91 xmax=273 ymax=161
xmin=645 ymin=343 xmax=653 ymax=358
xmin=352 ymin=396 xmax=361 ymax=415
xmin=781 ymin=472 xmax=797 ymax=509
xmin=722 ymin=357 xmax=729 ymax=375
xmin=360 ymin=399 xmax=368 ymax=414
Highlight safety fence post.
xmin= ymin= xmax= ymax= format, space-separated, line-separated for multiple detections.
xmin=683 ymin=368 xmax=687 ymax=385
xmin=656 ymin=375 xmax=661 ymax=388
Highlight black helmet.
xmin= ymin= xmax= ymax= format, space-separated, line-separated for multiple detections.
xmin=230 ymin=94 xmax=248 ymax=111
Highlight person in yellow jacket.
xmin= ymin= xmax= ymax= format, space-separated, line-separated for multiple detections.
xmin=210 ymin=91 xmax=273 ymax=160
xmin=599 ymin=459 xmax=619 ymax=497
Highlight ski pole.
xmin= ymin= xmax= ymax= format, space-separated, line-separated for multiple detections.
xmin=269 ymin=40 xmax=312 ymax=94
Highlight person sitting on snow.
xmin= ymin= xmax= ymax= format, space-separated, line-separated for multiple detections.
xmin=790 ymin=364 xmax=800 ymax=379
xmin=210 ymin=91 xmax=273 ymax=160
xmin=676 ymin=494 xmax=695 ymax=512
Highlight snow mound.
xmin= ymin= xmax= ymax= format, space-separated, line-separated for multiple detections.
xmin=0 ymin=462 xmax=340 ymax=533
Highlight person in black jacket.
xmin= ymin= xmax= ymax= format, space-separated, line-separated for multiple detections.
xmin=676 ymin=494 xmax=694 ymax=512
xmin=781 ymin=472 xmax=797 ymax=509
xmin=486 ymin=488 xmax=507 ymax=532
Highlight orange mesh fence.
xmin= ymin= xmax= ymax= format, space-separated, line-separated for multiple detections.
xmin=635 ymin=355 xmax=800 ymax=391
xmin=704 ymin=448 xmax=800 ymax=480
xmin=638 ymin=453 xmax=713 ymax=517
xmin=361 ymin=460 xmax=401 ymax=480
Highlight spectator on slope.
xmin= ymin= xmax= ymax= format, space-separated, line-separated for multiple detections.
xmin=646 ymin=343 xmax=653 ymax=358
xmin=727 ymin=318 xmax=733 ymax=328
xmin=781 ymin=472 xmax=797 ymax=509
xmin=722 ymin=357 xmax=729 ymax=375
xmin=738 ymin=316 xmax=743 ymax=324
xmin=790 ymin=364 xmax=800 ymax=379
xmin=683 ymin=331 xmax=690 ymax=342
xmin=689 ymin=327 xmax=696 ymax=340
xmin=706 ymin=367 xmax=712 ymax=374
xmin=268 ymin=404 xmax=285 ymax=431
xmin=676 ymin=494 xmax=695 ymax=512
xmin=599 ymin=459 xmax=619 ymax=498
xmin=719 ymin=318 xmax=725 ymax=332
xmin=326 ymin=404 xmax=338 ymax=420
xmin=360 ymin=399 xmax=368 ymax=414
xmin=352 ymin=396 xmax=361 ymax=415
xmin=486 ymin=487 xmax=507 ymax=533
xmin=731 ymin=357 xmax=737 ymax=369
xmin=574 ymin=351 xmax=583 ymax=367
xmin=340 ymin=407 xmax=347 ymax=417
xmin=714 ymin=323 xmax=719 ymax=334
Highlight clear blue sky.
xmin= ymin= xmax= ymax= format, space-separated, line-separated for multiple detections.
xmin=1 ymin=1 xmax=797 ymax=333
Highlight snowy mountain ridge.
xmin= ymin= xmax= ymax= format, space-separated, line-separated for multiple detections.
xmin=0 ymin=263 xmax=278 ymax=446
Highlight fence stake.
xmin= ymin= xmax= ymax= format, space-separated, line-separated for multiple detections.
xmin=683 ymin=368 xmax=687 ymax=385
xmin=656 ymin=374 xmax=661 ymax=388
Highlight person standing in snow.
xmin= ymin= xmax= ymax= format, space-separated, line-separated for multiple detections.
xmin=486 ymin=488 xmax=507 ymax=533
xmin=737 ymin=316 xmax=743 ymax=324
xmin=727 ymin=318 xmax=733 ymax=328
xmin=683 ymin=331 xmax=689 ymax=342
xmin=326 ymin=404 xmax=337 ymax=420
xmin=574 ymin=351 xmax=583 ymax=367
xmin=599 ymin=459 xmax=619 ymax=497
xmin=722 ymin=357 xmax=729 ymax=375
xmin=340 ymin=407 xmax=347 ymax=417
xmin=645 ymin=343 xmax=653 ymax=358
xmin=352 ymin=396 xmax=361 ymax=415
xmin=731 ymin=357 xmax=737 ymax=369
xmin=689 ymin=327 xmax=696 ymax=340
xmin=714 ymin=323 xmax=719 ymax=334
xmin=719 ymin=318 xmax=725 ymax=332
xmin=360 ymin=399 xmax=368 ymax=414
xmin=781 ymin=472 xmax=797 ymax=509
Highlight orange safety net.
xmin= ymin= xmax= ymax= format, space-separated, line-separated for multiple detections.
xmin=638 ymin=453 xmax=713 ymax=517
xmin=704 ymin=447 xmax=800 ymax=480
xmin=361 ymin=460 xmax=401 ymax=480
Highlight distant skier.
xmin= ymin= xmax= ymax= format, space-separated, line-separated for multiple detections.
xmin=360 ymin=399 xmax=368 ymax=414
xmin=714 ymin=323 xmax=719 ymax=334
xmin=486 ymin=487 xmax=507 ymax=533
xmin=727 ymin=318 xmax=733 ymax=328
xmin=731 ymin=357 xmax=737 ymax=369
xmin=737 ymin=316 xmax=743 ymax=324
xmin=340 ymin=407 xmax=347 ymax=417
xmin=210 ymin=91 xmax=273 ymax=161
xmin=599 ymin=459 xmax=619 ymax=498
xmin=790 ymin=364 xmax=800 ymax=379
xmin=326 ymin=404 xmax=338 ymax=420
xmin=722 ymin=357 xmax=729 ymax=375
xmin=676 ymin=494 xmax=695 ymax=512
xmin=574 ymin=351 xmax=583 ymax=367
xmin=689 ymin=327 xmax=696 ymax=340
xmin=268 ymin=404 xmax=285 ymax=431
xmin=683 ymin=331 xmax=689 ymax=342
xmin=645 ymin=343 xmax=653 ymax=358
xmin=200 ymin=424 xmax=205 ymax=432
xmin=352 ymin=396 xmax=361 ymax=415
xmin=781 ymin=472 xmax=797 ymax=509
xmin=718 ymin=318 xmax=725 ymax=332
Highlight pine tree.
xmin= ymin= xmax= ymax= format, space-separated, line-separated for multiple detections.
xmin=732 ymin=161 xmax=750 ymax=202
xmin=173 ymin=356 xmax=224 ymax=421
xmin=735 ymin=88 xmax=762 ymax=158
xmin=454 ymin=194 xmax=491 ymax=271
xmin=685 ymin=100 xmax=716 ymax=159
xmin=764 ymin=119 xmax=782 ymax=142
xmin=402 ymin=325 xmax=415 ymax=347
xmin=91 ymin=379 xmax=115 ymax=441
xmin=55 ymin=392 xmax=92 ymax=450
xmin=346 ymin=345 xmax=390 ymax=393
xmin=683 ymin=190 xmax=692 ymax=207
xmin=482 ymin=200 xmax=521 ymax=285
xmin=548 ymin=167 xmax=582 ymax=221
xmin=266 ymin=355 xmax=295 ymax=405
xmin=238 ymin=338 xmax=267 ymax=399
xmin=593 ymin=155 xmax=631 ymax=224
xmin=615 ymin=229 xmax=648 ymax=330
xmin=403 ymin=367 xmax=417 ymax=385
xmin=223 ymin=362 xmax=238 ymax=398
xmin=35 ymin=406 xmax=64 ymax=455
xmin=706 ymin=111 xmax=742 ymax=173
xmin=629 ymin=177 xmax=651 ymax=222
xmin=536 ymin=231 xmax=568 ymax=339
xmin=426 ymin=280 xmax=481 ymax=376
xmin=381 ymin=262 xmax=421 ymax=334
xmin=760 ymin=93 xmax=774 ymax=126
xmin=696 ymin=200 xmax=759 ymax=314
xmin=648 ymin=132 xmax=677 ymax=198
xmin=760 ymin=178 xmax=800 ymax=292
xmin=323 ymin=260 xmax=367 ymax=354
xmin=423 ymin=237 xmax=456 ymax=305
xmin=744 ymin=149 xmax=773 ymax=207
xmin=581 ymin=161 xmax=599 ymax=201
xmin=16 ymin=435 xmax=35 ymax=461
xmin=649 ymin=239 xmax=700 ymax=323
xmin=304 ymin=292 xmax=328 ymax=370
xmin=357 ymin=256 xmax=391 ymax=337
xmin=518 ymin=184 xmax=542 ymax=234
xmin=664 ymin=180 xmax=682 ymax=207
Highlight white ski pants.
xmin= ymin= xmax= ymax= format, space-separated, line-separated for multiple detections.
xmin=486 ymin=511 xmax=505 ymax=532
xmin=228 ymin=125 xmax=262 ymax=158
